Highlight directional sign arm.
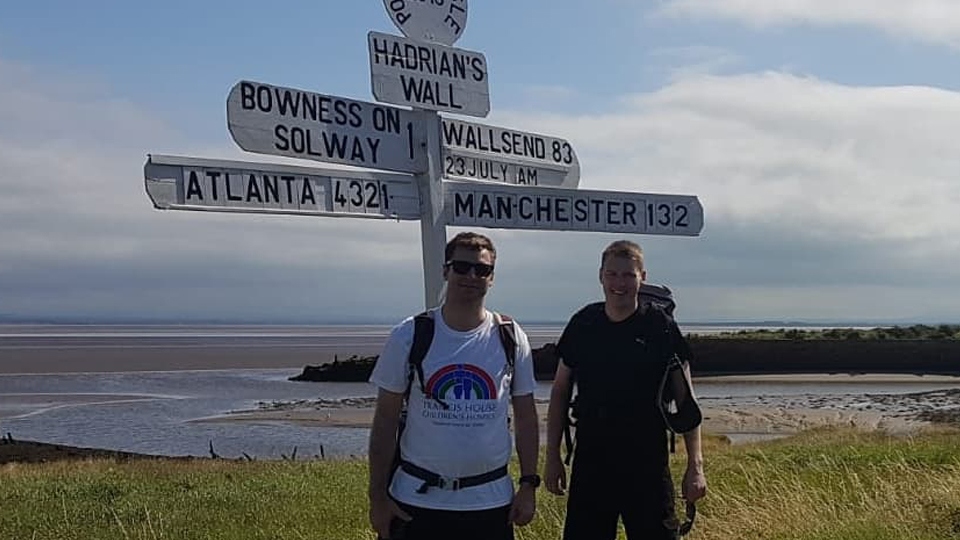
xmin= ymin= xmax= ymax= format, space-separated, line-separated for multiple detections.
xmin=439 ymin=118 xmax=581 ymax=188
xmin=143 ymin=154 xmax=421 ymax=221
xmin=443 ymin=180 xmax=703 ymax=236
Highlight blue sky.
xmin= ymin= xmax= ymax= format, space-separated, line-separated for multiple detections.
xmin=2 ymin=1 xmax=960 ymax=324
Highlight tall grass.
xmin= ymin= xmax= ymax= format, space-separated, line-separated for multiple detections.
xmin=2 ymin=427 xmax=959 ymax=539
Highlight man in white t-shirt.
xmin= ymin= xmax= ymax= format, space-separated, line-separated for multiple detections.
xmin=367 ymin=232 xmax=540 ymax=540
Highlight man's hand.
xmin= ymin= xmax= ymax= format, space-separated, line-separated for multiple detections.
xmin=543 ymin=452 xmax=567 ymax=496
xmin=682 ymin=463 xmax=707 ymax=503
xmin=508 ymin=485 xmax=536 ymax=526
xmin=369 ymin=493 xmax=411 ymax=539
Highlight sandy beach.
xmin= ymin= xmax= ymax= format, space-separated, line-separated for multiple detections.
xmin=200 ymin=395 xmax=942 ymax=443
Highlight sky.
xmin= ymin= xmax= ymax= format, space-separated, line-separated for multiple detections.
xmin=2 ymin=0 xmax=960 ymax=325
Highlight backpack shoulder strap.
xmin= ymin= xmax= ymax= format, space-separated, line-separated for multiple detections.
xmin=406 ymin=311 xmax=435 ymax=399
xmin=492 ymin=312 xmax=518 ymax=395
xmin=493 ymin=312 xmax=517 ymax=367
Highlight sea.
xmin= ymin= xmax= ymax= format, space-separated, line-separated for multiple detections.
xmin=1 ymin=323 xmax=958 ymax=460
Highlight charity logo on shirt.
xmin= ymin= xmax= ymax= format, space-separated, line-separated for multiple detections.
xmin=420 ymin=363 xmax=499 ymax=424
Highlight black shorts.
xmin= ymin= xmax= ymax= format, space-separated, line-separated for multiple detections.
xmin=380 ymin=499 xmax=514 ymax=540
xmin=563 ymin=445 xmax=679 ymax=540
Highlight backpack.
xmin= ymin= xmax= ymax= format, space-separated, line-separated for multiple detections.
xmin=391 ymin=310 xmax=519 ymax=475
xmin=561 ymin=283 xmax=700 ymax=464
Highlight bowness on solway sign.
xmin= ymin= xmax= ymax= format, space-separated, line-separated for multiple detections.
xmin=143 ymin=154 xmax=421 ymax=220
xmin=441 ymin=118 xmax=580 ymax=188
xmin=445 ymin=180 xmax=703 ymax=235
xmin=227 ymin=80 xmax=427 ymax=174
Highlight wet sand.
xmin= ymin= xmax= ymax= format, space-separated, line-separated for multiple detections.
xmin=200 ymin=397 xmax=940 ymax=440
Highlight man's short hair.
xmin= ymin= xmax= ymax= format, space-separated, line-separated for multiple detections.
xmin=445 ymin=232 xmax=497 ymax=262
xmin=601 ymin=240 xmax=644 ymax=270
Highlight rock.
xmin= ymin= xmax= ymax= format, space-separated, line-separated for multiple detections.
xmin=288 ymin=355 xmax=378 ymax=382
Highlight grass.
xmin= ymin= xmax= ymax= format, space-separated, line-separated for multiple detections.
xmin=696 ymin=324 xmax=960 ymax=341
xmin=2 ymin=427 xmax=960 ymax=539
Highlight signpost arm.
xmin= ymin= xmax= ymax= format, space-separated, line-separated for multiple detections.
xmin=417 ymin=110 xmax=447 ymax=310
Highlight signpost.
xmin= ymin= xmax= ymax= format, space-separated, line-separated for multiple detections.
xmin=441 ymin=118 xmax=580 ymax=188
xmin=382 ymin=0 xmax=468 ymax=46
xmin=368 ymin=31 xmax=490 ymax=118
xmin=143 ymin=2 xmax=705 ymax=311
xmin=144 ymin=154 xmax=421 ymax=221
xmin=444 ymin=180 xmax=703 ymax=235
xmin=226 ymin=80 xmax=427 ymax=174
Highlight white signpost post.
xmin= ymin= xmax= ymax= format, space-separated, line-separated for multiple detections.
xmin=143 ymin=3 xmax=704 ymax=311
xmin=441 ymin=118 xmax=581 ymax=188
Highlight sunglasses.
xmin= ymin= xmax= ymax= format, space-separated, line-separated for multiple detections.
xmin=444 ymin=260 xmax=495 ymax=278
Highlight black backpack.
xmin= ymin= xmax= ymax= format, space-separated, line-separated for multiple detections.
xmin=391 ymin=310 xmax=518 ymax=474
xmin=561 ymin=283 xmax=700 ymax=464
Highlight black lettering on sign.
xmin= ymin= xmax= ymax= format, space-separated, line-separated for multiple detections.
xmin=496 ymin=195 xmax=512 ymax=220
xmin=478 ymin=194 xmax=494 ymax=219
xmin=551 ymin=141 xmax=574 ymax=165
xmin=263 ymin=175 xmax=280 ymax=203
xmin=245 ymin=174 xmax=263 ymax=203
xmin=186 ymin=170 xmax=203 ymax=201
xmin=373 ymin=34 xmax=481 ymax=82
xmin=387 ymin=1 xmax=411 ymax=25
xmin=605 ymin=201 xmax=621 ymax=225
xmin=623 ymin=202 xmax=637 ymax=226
xmin=400 ymin=76 xmax=462 ymax=110
xmin=205 ymin=171 xmax=220 ymax=201
xmin=225 ymin=173 xmax=243 ymax=202
xmin=573 ymin=199 xmax=588 ymax=222
xmin=371 ymin=107 xmax=402 ymax=134
xmin=590 ymin=200 xmax=604 ymax=224
xmin=519 ymin=196 xmax=534 ymax=220
xmin=454 ymin=192 xmax=474 ymax=217
xmin=300 ymin=179 xmax=316 ymax=206
xmin=536 ymin=197 xmax=551 ymax=223
xmin=273 ymin=125 xmax=382 ymax=165
xmin=555 ymin=199 xmax=570 ymax=222
xmin=240 ymin=82 xmax=363 ymax=127
xmin=442 ymin=122 xmax=549 ymax=163
xmin=281 ymin=176 xmax=297 ymax=204
xmin=517 ymin=167 xmax=538 ymax=185
xmin=676 ymin=205 xmax=689 ymax=227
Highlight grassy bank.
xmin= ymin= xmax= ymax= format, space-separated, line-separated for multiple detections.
xmin=701 ymin=324 xmax=960 ymax=340
xmin=2 ymin=428 xmax=959 ymax=540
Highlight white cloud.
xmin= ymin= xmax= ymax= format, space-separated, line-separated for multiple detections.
xmin=2 ymin=56 xmax=960 ymax=323
xmin=659 ymin=0 xmax=960 ymax=49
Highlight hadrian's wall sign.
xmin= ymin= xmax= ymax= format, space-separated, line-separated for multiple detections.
xmin=368 ymin=31 xmax=489 ymax=117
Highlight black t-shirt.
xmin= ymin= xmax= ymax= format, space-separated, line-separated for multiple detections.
xmin=557 ymin=302 xmax=693 ymax=464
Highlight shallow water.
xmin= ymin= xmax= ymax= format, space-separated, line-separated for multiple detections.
xmin=2 ymin=368 xmax=959 ymax=459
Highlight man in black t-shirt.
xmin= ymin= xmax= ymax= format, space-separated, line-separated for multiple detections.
xmin=543 ymin=240 xmax=707 ymax=540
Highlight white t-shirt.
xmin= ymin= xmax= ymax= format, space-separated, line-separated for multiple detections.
xmin=369 ymin=307 xmax=537 ymax=511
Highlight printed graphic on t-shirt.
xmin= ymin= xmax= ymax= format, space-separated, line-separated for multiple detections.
xmin=420 ymin=363 xmax=500 ymax=426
